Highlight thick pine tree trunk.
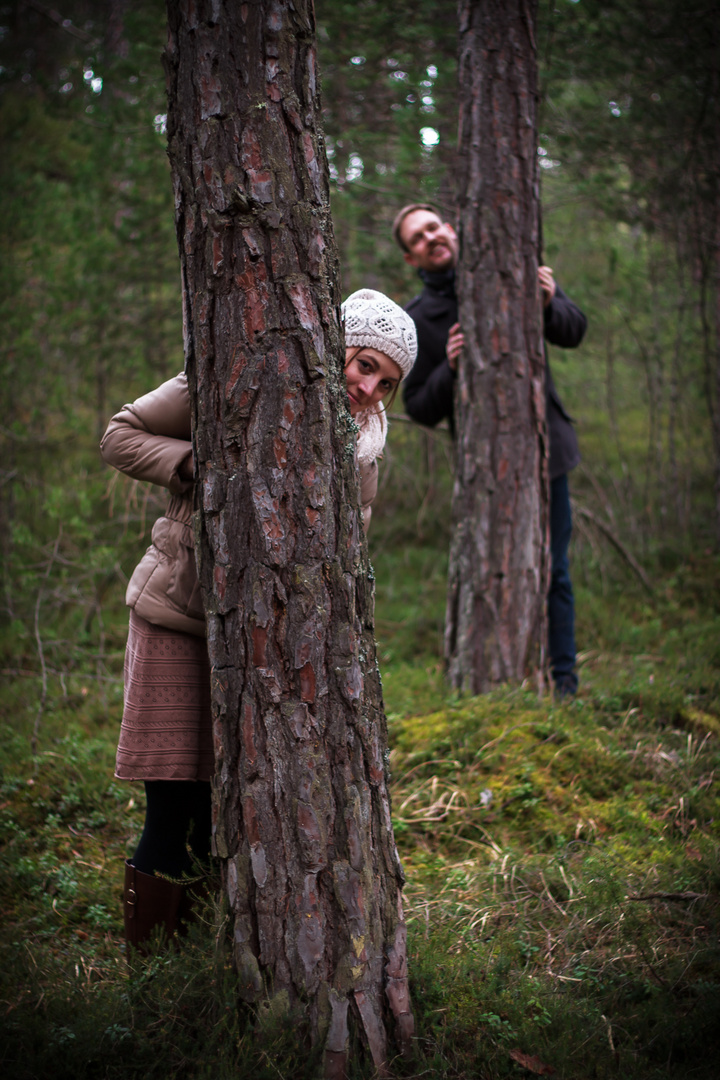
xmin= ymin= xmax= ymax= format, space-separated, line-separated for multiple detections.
xmin=446 ymin=0 xmax=548 ymax=694
xmin=163 ymin=2 xmax=412 ymax=1073
xmin=712 ymin=65 xmax=720 ymax=548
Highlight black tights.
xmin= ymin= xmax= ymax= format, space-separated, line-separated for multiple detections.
xmin=132 ymin=780 xmax=212 ymax=879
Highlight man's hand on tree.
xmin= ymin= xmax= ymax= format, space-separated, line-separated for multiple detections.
xmin=447 ymin=322 xmax=464 ymax=371
xmin=538 ymin=265 xmax=557 ymax=308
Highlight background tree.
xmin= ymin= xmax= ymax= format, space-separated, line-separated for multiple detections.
xmin=0 ymin=0 xmax=179 ymax=700
xmin=445 ymin=0 xmax=548 ymax=693
xmin=315 ymin=0 xmax=458 ymax=296
xmin=541 ymin=0 xmax=720 ymax=548
xmin=163 ymin=1 xmax=412 ymax=1073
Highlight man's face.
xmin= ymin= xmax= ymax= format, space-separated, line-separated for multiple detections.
xmin=399 ymin=209 xmax=458 ymax=272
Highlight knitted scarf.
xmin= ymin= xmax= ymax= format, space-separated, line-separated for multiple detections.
xmin=353 ymin=403 xmax=388 ymax=466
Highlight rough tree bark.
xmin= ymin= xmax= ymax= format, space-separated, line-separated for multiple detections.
xmin=711 ymin=50 xmax=720 ymax=548
xmin=163 ymin=2 xmax=412 ymax=1074
xmin=446 ymin=0 xmax=549 ymax=693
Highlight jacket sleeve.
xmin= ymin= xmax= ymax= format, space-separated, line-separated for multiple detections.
xmin=402 ymin=338 xmax=455 ymax=428
xmin=100 ymin=373 xmax=193 ymax=495
xmin=543 ymin=284 xmax=587 ymax=349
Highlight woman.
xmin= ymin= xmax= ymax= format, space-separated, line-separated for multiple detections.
xmin=101 ymin=288 xmax=416 ymax=952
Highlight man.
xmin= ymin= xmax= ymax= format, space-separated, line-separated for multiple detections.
xmin=393 ymin=202 xmax=587 ymax=697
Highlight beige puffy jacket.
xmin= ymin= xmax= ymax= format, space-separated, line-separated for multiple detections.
xmin=101 ymin=373 xmax=379 ymax=638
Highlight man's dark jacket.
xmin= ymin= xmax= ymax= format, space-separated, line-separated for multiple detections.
xmin=402 ymin=269 xmax=587 ymax=479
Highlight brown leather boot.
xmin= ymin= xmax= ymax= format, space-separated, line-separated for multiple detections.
xmin=123 ymin=860 xmax=187 ymax=955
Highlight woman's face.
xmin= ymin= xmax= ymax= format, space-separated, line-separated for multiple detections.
xmin=344 ymin=347 xmax=402 ymax=416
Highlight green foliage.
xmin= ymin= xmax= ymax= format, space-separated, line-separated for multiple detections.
xmin=316 ymin=0 xmax=458 ymax=298
xmin=0 ymin=0 xmax=181 ymax=683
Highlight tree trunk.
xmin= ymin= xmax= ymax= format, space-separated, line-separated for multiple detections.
xmin=446 ymin=0 xmax=548 ymax=693
xmin=163 ymin=2 xmax=412 ymax=1074
xmin=713 ymin=57 xmax=720 ymax=547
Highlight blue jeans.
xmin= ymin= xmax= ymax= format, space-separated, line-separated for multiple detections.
xmin=549 ymin=474 xmax=577 ymax=693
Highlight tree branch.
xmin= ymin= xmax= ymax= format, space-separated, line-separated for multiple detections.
xmin=571 ymin=500 xmax=654 ymax=595
xmin=22 ymin=0 xmax=97 ymax=43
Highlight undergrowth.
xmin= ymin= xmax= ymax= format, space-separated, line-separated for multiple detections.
xmin=390 ymin=692 xmax=720 ymax=1078
xmin=1 ymin=522 xmax=719 ymax=1077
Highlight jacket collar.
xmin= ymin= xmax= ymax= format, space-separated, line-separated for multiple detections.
xmin=418 ymin=267 xmax=457 ymax=298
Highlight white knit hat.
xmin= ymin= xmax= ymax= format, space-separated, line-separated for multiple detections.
xmin=341 ymin=288 xmax=417 ymax=380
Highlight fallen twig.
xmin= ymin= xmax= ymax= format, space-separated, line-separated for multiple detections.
xmin=627 ymin=892 xmax=708 ymax=902
xmin=571 ymin=501 xmax=654 ymax=594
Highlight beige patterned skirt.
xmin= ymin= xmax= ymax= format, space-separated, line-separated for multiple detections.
xmin=116 ymin=610 xmax=214 ymax=781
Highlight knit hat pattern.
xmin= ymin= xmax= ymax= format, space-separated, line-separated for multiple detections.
xmin=341 ymin=288 xmax=417 ymax=379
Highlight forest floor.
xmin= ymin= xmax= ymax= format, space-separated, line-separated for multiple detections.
xmin=1 ymin=545 xmax=719 ymax=1079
